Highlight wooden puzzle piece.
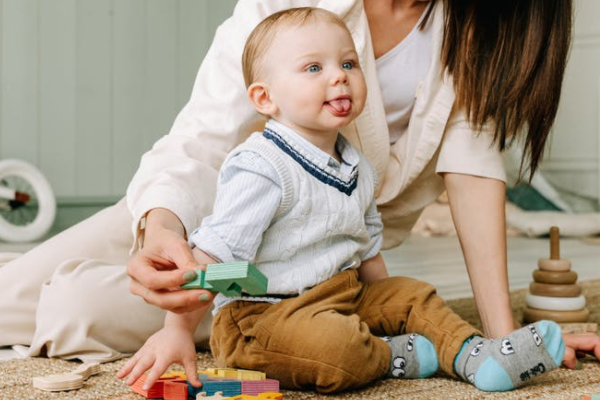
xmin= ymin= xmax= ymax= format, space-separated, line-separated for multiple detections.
xmin=32 ymin=362 xmax=101 ymax=392
xmin=181 ymin=261 xmax=268 ymax=297
xmin=133 ymin=368 xmax=279 ymax=399
xmin=206 ymin=368 xmax=266 ymax=381
xmin=164 ymin=381 xmax=189 ymax=400
xmin=32 ymin=373 xmax=84 ymax=392
xmin=226 ymin=393 xmax=283 ymax=400
xmin=197 ymin=391 xmax=227 ymax=400
xmin=132 ymin=375 xmax=187 ymax=398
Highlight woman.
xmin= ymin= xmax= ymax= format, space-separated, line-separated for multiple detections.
xmin=0 ymin=0 xmax=594 ymax=366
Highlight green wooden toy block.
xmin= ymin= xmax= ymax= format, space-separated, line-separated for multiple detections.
xmin=180 ymin=261 xmax=267 ymax=297
xmin=180 ymin=269 xmax=214 ymax=291
xmin=205 ymin=261 xmax=268 ymax=296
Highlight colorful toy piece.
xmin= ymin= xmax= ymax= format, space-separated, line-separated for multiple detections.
xmin=197 ymin=392 xmax=227 ymax=400
xmin=205 ymin=368 xmax=266 ymax=381
xmin=131 ymin=374 xmax=187 ymax=399
xmin=226 ymin=394 xmax=283 ymax=400
xmin=132 ymin=368 xmax=280 ymax=399
xmin=582 ymin=395 xmax=600 ymax=400
xmin=523 ymin=226 xmax=590 ymax=323
xmin=163 ymin=381 xmax=190 ymax=400
xmin=181 ymin=261 xmax=268 ymax=297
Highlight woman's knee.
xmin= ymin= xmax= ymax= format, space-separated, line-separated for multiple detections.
xmin=37 ymin=259 xmax=165 ymax=352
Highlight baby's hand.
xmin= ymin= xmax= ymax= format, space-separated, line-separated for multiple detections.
xmin=562 ymin=332 xmax=600 ymax=369
xmin=116 ymin=325 xmax=202 ymax=390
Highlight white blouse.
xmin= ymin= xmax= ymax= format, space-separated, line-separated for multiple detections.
xmin=375 ymin=3 xmax=434 ymax=146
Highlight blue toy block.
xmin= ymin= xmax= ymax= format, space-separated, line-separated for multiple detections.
xmin=187 ymin=375 xmax=242 ymax=398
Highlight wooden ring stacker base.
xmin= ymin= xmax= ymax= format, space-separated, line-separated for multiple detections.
xmin=538 ymin=258 xmax=571 ymax=272
xmin=523 ymin=307 xmax=590 ymax=323
xmin=529 ymin=282 xmax=582 ymax=297
xmin=526 ymin=293 xmax=586 ymax=311
xmin=533 ymin=270 xmax=578 ymax=284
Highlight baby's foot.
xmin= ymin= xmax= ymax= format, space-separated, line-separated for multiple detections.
xmin=383 ymin=333 xmax=438 ymax=379
xmin=454 ymin=321 xmax=565 ymax=391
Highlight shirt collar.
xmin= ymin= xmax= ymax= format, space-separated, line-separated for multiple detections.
xmin=266 ymin=119 xmax=359 ymax=175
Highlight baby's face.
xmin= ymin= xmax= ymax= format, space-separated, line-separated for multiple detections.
xmin=262 ymin=19 xmax=367 ymax=138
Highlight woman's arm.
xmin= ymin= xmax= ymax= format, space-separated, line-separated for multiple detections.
xmin=443 ymin=172 xmax=515 ymax=338
xmin=127 ymin=208 xmax=215 ymax=314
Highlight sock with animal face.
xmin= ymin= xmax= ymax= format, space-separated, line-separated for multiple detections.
xmin=454 ymin=320 xmax=565 ymax=391
xmin=383 ymin=333 xmax=439 ymax=379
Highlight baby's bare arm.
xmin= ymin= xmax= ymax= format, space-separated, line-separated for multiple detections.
xmin=357 ymin=253 xmax=389 ymax=283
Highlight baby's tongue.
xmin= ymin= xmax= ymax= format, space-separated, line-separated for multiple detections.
xmin=328 ymin=98 xmax=351 ymax=113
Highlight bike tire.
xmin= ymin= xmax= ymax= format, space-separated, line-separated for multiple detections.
xmin=0 ymin=159 xmax=56 ymax=243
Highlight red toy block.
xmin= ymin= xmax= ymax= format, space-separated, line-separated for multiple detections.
xmin=164 ymin=380 xmax=189 ymax=400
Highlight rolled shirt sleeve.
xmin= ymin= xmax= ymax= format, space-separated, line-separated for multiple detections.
xmin=435 ymin=111 xmax=507 ymax=182
xmin=188 ymin=151 xmax=282 ymax=263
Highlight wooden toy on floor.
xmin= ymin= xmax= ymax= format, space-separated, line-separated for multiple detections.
xmin=181 ymin=261 xmax=268 ymax=297
xmin=197 ymin=392 xmax=227 ymax=400
xmin=226 ymin=394 xmax=283 ymax=400
xmin=524 ymin=226 xmax=590 ymax=323
xmin=132 ymin=368 xmax=280 ymax=399
xmin=196 ymin=393 xmax=283 ymax=400
xmin=164 ymin=380 xmax=189 ymax=400
xmin=131 ymin=373 xmax=187 ymax=398
xmin=32 ymin=362 xmax=101 ymax=392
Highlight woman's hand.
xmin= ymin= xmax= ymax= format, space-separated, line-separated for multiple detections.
xmin=116 ymin=325 xmax=203 ymax=390
xmin=127 ymin=208 xmax=213 ymax=313
xmin=561 ymin=332 xmax=600 ymax=369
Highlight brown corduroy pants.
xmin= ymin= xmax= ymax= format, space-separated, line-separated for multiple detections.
xmin=210 ymin=269 xmax=481 ymax=393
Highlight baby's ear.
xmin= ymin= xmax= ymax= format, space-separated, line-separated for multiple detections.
xmin=247 ymin=82 xmax=277 ymax=116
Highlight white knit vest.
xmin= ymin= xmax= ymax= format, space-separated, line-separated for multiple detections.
xmin=225 ymin=128 xmax=378 ymax=294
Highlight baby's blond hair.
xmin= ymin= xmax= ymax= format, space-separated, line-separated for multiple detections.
xmin=242 ymin=7 xmax=351 ymax=88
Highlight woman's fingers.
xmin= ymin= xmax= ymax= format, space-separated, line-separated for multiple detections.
xmin=562 ymin=345 xmax=578 ymax=369
xmin=129 ymin=278 xmax=213 ymax=312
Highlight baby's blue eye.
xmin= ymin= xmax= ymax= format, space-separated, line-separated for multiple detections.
xmin=307 ymin=64 xmax=321 ymax=73
xmin=342 ymin=61 xmax=354 ymax=70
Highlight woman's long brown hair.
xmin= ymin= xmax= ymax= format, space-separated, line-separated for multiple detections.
xmin=437 ymin=0 xmax=572 ymax=180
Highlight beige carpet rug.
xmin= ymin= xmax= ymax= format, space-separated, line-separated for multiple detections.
xmin=2 ymin=280 xmax=600 ymax=400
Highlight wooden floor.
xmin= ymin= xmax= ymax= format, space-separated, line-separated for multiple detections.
xmin=382 ymin=235 xmax=600 ymax=300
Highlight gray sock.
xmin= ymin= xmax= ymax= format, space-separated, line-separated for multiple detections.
xmin=383 ymin=333 xmax=438 ymax=379
xmin=454 ymin=321 xmax=565 ymax=391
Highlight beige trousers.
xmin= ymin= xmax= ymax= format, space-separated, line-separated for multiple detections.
xmin=0 ymin=198 xmax=212 ymax=363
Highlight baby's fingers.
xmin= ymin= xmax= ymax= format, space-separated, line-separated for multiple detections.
xmin=143 ymin=360 xmax=171 ymax=391
xmin=116 ymin=357 xmax=136 ymax=380
xmin=124 ymin=354 xmax=155 ymax=388
xmin=183 ymin=357 xmax=203 ymax=388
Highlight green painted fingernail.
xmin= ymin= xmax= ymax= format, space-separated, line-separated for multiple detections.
xmin=199 ymin=294 xmax=211 ymax=302
xmin=576 ymin=360 xmax=582 ymax=370
xmin=183 ymin=270 xmax=197 ymax=282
